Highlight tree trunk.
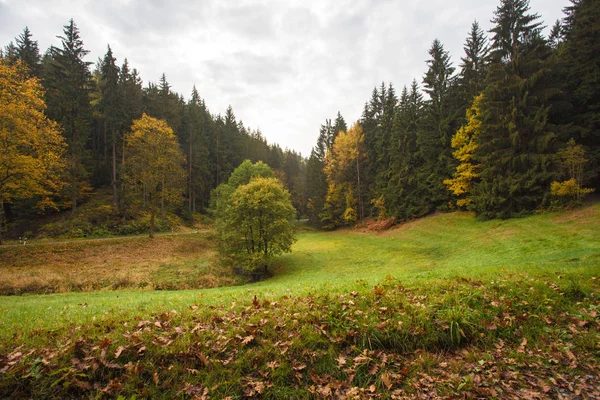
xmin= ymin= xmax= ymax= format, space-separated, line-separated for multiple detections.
xmin=189 ymin=127 xmax=193 ymax=212
xmin=150 ymin=192 xmax=156 ymax=238
xmin=119 ymin=139 xmax=126 ymax=216
xmin=71 ymin=170 xmax=78 ymax=216
xmin=356 ymin=150 xmax=364 ymax=220
xmin=150 ymin=208 xmax=155 ymax=238
xmin=0 ymin=197 xmax=4 ymax=245
xmin=161 ymin=178 xmax=165 ymax=215
xmin=103 ymin=119 xmax=108 ymax=164
xmin=112 ymin=132 xmax=118 ymax=207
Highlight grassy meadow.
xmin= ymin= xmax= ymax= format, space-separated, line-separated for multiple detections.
xmin=0 ymin=234 xmax=237 ymax=295
xmin=0 ymin=205 xmax=599 ymax=398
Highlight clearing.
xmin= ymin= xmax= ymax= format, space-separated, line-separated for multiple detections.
xmin=0 ymin=205 xmax=599 ymax=398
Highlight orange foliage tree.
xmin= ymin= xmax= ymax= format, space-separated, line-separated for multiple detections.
xmin=0 ymin=59 xmax=66 ymax=243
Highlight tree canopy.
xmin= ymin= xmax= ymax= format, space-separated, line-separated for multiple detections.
xmin=0 ymin=59 xmax=66 ymax=242
xmin=123 ymin=114 xmax=185 ymax=237
xmin=214 ymin=162 xmax=296 ymax=276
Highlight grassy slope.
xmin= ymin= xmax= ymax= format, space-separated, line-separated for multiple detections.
xmin=0 ymin=205 xmax=599 ymax=398
xmin=1 ymin=205 xmax=598 ymax=342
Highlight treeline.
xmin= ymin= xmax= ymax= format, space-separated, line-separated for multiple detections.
xmin=305 ymin=0 xmax=599 ymax=228
xmin=1 ymin=20 xmax=306 ymax=222
xmin=3 ymin=0 xmax=598 ymax=233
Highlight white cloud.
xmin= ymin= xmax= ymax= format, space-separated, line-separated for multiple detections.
xmin=1 ymin=0 xmax=568 ymax=156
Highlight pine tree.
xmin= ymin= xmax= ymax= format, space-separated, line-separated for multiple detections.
xmin=460 ymin=21 xmax=489 ymax=99
xmin=182 ymin=85 xmax=211 ymax=212
xmin=14 ymin=27 xmax=41 ymax=76
xmin=473 ymin=0 xmax=557 ymax=218
xmin=561 ymin=0 xmax=600 ymax=188
xmin=386 ymin=80 xmax=426 ymax=219
xmin=418 ymin=39 xmax=458 ymax=211
xmin=43 ymin=19 xmax=93 ymax=213
xmin=99 ymin=45 xmax=121 ymax=206
xmin=548 ymin=19 xmax=564 ymax=49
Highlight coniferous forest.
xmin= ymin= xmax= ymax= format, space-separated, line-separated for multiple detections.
xmin=1 ymin=0 xmax=598 ymax=238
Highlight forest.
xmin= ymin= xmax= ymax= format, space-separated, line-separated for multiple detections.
xmin=1 ymin=0 xmax=600 ymax=398
xmin=1 ymin=0 xmax=598 ymax=240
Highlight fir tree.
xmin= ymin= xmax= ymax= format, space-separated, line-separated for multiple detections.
xmin=99 ymin=45 xmax=121 ymax=205
xmin=14 ymin=27 xmax=41 ymax=76
xmin=418 ymin=39 xmax=458 ymax=211
xmin=473 ymin=0 xmax=557 ymax=218
xmin=561 ymin=0 xmax=600 ymax=188
xmin=460 ymin=21 xmax=489 ymax=99
xmin=43 ymin=19 xmax=93 ymax=213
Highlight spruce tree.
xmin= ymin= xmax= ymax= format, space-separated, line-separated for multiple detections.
xmin=14 ymin=27 xmax=41 ymax=76
xmin=182 ymin=86 xmax=211 ymax=212
xmin=561 ymin=0 xmax=600 ymax=188
xmin=418 ymin=39 xmax=457 ymax=211
xmin=99 ymin=45 xmax=121 ymax=205
xmin=473 ymin=0 xmax=557 ymax=218
xmin=460 ymin=21 xmax=489 ymax=99
xmin=43 ymin=19 xmax=93 ymax=213
xmin=386 ymin=80 xmax=426 ymax=219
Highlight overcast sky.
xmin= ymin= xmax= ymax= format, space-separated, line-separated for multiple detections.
xmin=0 ymin=0 xmax=568 ymax=156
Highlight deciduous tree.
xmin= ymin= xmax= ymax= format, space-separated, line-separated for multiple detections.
xmin=445 ymin=94 xmax=484 ymax=207
xmin=0 ymin=60 xmax=66 ymax=243
xmin=123 ymin=114 xmax=185 ymax=237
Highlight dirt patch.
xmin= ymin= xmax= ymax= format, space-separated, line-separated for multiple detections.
xmin=0 ymin=235 xmax=232 ymax=295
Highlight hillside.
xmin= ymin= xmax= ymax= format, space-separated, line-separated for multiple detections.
xmin=0 ymin=205 xmax=599 ymax=398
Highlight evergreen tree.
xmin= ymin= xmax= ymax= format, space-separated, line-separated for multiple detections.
xmin=386 ymin=80 xmax=426 ymax=219
xmin=43 ymin=19 xmax=93 ymax=213
xmin=333 ymin=112 xmax=347 ymax=137
xmin=473 ymin=0 xmax=557 ymax=218
xmin=2 ymin=42 xmax=17 ymax=64
xmin=14 ymin=27 xmax=41 ymax=76
xmin=418 ymin=39 xmax=458 ymax=211
xmin=548 ymin=19 xmax=564 ymax=49
xmin=460 ymin=21 xmax=489 ymax=99
xmin=99 ymin=45 xmax=121 ymax=205
xmin=561 ymin=0 xmax=600 ymax=188
xmin=181 ymin=85 xmax=211 ymax=212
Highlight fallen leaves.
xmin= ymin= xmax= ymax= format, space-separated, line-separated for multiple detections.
xmin=2 ymin=276 xmax=600 ymax=399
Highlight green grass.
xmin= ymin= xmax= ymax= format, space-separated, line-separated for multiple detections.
xmin=1 ymin=205 xmax=599 ymax=398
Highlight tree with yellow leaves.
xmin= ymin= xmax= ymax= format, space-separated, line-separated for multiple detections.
xmin=0 ymin=59 xmax=66 ymax=244
xmin=321 ymin=123 xmax=366 ymax=228
xmin=122 ymin=114 xmax=186 ymax=237
xmin=444 ymin=94 xmax=484 ymax=208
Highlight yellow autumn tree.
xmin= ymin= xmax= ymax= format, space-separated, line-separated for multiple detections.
xmin=551 ymin=139 xmax=594 ymax=202
xmin=123 ymin=114 xmax=186 ymax=237
xmin=321 ymin=123 xmax=365 ymax=228
xmin=444 ymin=94 xmax=484 ymax=207
xmin=0 ymin=59 xmax=66 ymax=244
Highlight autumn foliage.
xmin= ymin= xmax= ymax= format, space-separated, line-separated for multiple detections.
xmin=0 ymin=59 xmax=66 ymax=242
xmin=123 ymin=114 xmax=186 ymax=237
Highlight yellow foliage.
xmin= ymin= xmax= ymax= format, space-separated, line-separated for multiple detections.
xmin=324 ymin=123 xmax=365 ymax=184
xmin=321 ymin=123 xmax=366 ymax=227
xmin=444 ymin=94 xmax=484 ymax=207
xmin=551 ymin=179 xmax=594 ymax=198
xmin=0 ymin=59 xmax=66 ymax=207
xmin=123 ymin=114 xmax=186 ymax=236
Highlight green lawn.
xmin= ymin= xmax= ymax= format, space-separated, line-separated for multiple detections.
xmin=1 ymin=205 xmax=599 ymax=398
xmin=1 ymin=206 xmax=598 ymax=342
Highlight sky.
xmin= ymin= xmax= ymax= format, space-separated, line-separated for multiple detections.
xmin=0 ymin=0 xmax=568 ymax=156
